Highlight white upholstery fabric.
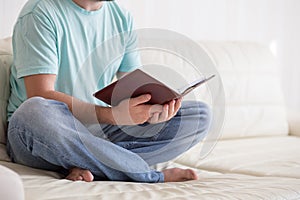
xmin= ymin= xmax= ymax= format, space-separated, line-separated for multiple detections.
xmin=0 ymin=38 xmax=12 ymax=54
xmin=200 ymin=42 xmax=289 ymax=139
xmin=141 ymin=41 xmax=289 ymax=139
xmin=0 ymin=144 xmax=11 ymax=162
xmin=0 ymin=164 xmax=24 ymax=200
xmin=1 ymin=161 xmax=300 ymax=200
xmin=175 ymin=136 xmax=300 ymax=179
xmin=0 ymin=38 xmax=12 ymax=145
xmin=0 ymin=37 xmax=299 ymax=199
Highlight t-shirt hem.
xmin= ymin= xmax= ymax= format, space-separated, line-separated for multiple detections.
xmin=16 ymin=66 xmax=58 ymax=79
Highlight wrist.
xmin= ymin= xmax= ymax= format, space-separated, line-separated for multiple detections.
xmin=95 ymin=106 xmax=116 ymax=125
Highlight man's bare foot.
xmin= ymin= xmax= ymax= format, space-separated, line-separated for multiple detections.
xmin=162 ymin=168 xmax=198 ymax=182
xmin=65 ymin=168 xmax=94 ymax=182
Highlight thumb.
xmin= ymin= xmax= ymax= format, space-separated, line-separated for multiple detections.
xmin=130 ymin=94 xmax=151 ymax=106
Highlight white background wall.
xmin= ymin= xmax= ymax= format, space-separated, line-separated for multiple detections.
xmin=0 ymin=0 xmax=27 ymax=38
xmin=117 ymin=0 xmax=300 ymax=120
xmin=1 ymin=0 xmax=300 ymax=119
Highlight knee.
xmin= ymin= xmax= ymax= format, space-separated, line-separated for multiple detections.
xmin=8 ymin=97 xmax=49 ymax=142
xmin=180 ymin=101 xmax=212 ymax=138
xmin=8 ymin=97 xmax=71 ymax=149
xmin=9 ymin=97 xmax=70 ymax=137
xmin=20 ymin=96 xmax=50 ymax=113
xmin=9 ymin=97 xmax=49 ymax=126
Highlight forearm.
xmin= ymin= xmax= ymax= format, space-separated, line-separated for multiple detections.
xmin=29 ymin=90 xmax=114 ymax=124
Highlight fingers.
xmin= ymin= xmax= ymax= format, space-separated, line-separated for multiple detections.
xmin=163 ymin=98 xmax=181 ymax=122
xmin=174 ymin=98 xmax=182 ymax=113
xmin=168 ymin=100 xmax=175 ymax=117
xmin=149 ymin=98 xmax=182 ymax=124
xmin=148 ymin=112 xmax=160 ymax=124
xmin=130 ymin=94 xmax=151 ymax=106
xmin=121 ymin=96 xmax=182 ymax=125
xmin=149 ymin=104 xmax=163 ymax=114
xmin=158 ymin=104 xmax=169 ymax=122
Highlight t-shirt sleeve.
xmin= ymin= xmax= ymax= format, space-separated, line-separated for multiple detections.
xmin=118 ymin=13 xmax=141 ymax=72
xmin=13 ymin=12 xmax=58 ymax=79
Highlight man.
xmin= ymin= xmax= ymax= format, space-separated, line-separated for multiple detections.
xmin=7 ymin=0 xmax=211 ymax=183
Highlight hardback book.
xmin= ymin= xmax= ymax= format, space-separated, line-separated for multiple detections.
xmin=93 ymin=69 xmax=215 ymax=106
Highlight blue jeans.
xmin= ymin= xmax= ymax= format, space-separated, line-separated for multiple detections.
xmin=7 ymin=97 xmax=211 ymax=183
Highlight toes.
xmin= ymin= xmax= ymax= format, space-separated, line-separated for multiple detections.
xmin=173 ymin=168 xmax=196 ymax=181
xmin=162 ymin=168 xmax=198 ymax=182
xmin=76 ymin=175 xmax=83 ymax=181
xmin=66 ymin=174 xmax=82 ymax=181
xmin=65 ymin=168 xmax=94 ymax=182
xmin=185 ymin=169 xmax=198 ymax=181
xmin=81 ymin=170 xmax=94 ymax=182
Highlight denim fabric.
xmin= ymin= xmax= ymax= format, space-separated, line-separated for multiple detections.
xmin=7 ymin=97 xmax=211 ymax=183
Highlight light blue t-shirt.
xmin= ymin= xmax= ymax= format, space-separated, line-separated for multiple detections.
xmin=8 ymin=0 xmax=141 ymax=120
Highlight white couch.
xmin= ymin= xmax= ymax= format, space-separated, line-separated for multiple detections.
xmin=1 ymin=37 xmax=300 ymax=200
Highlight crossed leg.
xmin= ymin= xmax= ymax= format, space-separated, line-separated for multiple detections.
xmin=67 ymin=101 xmax=210 ymax=182
xmin=7 ymin=98 xmax=210 ymax=183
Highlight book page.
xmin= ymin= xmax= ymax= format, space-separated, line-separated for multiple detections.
xmin=141 ymin=67 xmax=189 ymax=92
xmin=178 ymin=75 xmax=215 ymax=96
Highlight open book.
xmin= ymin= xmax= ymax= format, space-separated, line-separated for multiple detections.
xmin=93 ymin=69 xmax=215 ymax=106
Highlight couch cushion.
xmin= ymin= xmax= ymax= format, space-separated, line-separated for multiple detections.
xmin=0 ymin=144 xmax=10 ymax=162
xmin=1 ymin=160 xmax=300 ymax=200
xmin=175 ymin=136 xmax=300 ymax=179
xmin=0 ymin=38 xmax=12 ymax=145
xmin=0 ymin=164 xmax=24 ymax=200
xmin=141 ymin=41 xmax=289 ymax=139
xmin=201 ymin=42 xmax=289 ymax=139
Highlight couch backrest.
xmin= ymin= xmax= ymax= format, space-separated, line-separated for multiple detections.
xmin=0 ymin=38 xmax=289 ymax=143
xmin=141 ymin=41 xmax=289 ymax=139
xmin=203 ymin=41 xmax=289 ymax=139
xmin=0 ymin=38 xmax=12 ymax=145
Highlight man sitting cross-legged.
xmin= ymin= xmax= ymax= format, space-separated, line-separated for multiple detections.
xmin=7 ymin=0 xmax=211 ymax=183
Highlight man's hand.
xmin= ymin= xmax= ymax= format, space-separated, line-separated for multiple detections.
xmin=147 ymin=98 xmax=182 ymax=124
xmin=111 ymin=95 xmax=182 ymax=125
xmin=111 ymin=94 xmax=164 ymax=125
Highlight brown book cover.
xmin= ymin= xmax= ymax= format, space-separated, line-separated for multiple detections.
xmin=93 ymin=69 xmax=215 ymax=106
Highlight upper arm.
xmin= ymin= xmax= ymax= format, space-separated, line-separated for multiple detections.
xmin=14 ymin=13 xmax=58 ymax=99
xmin=14 ymin=13 xmax=58 ymax=79
xmin=24 ymin=74 xmax=56 ymax=98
